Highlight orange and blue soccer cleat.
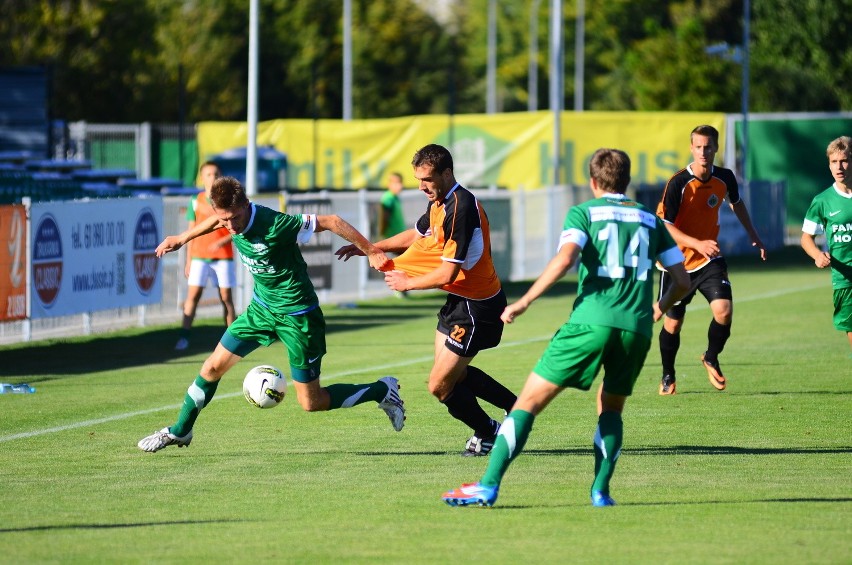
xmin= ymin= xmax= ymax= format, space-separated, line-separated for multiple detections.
xmin=442 ymin=482 xmax=499 ymax=507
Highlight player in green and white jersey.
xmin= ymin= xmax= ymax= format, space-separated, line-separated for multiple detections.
xmin=138 ymin=177 xmax=406 ymax=453
xmin=442 ymin=148 xmax=691 ymax=507
xmin=801 ymin=136 xmax=852 ymax=352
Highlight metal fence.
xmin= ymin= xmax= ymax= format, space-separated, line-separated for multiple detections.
xmin=0 ymin=180 xmax=786 ymax=344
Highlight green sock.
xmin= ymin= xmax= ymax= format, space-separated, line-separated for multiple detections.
xmin=326 ymin=381 xmax=387 ymax=410
xmin=171 ymin=375 xmax=219 ymax=437
xmin=591 ymin=411 xmax=623 ymax=495
xmin=481 ymin=409 xmax=535 ymax=487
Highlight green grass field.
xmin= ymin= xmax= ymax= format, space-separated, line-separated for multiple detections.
xmin=1 ymin=247 xmax=850 ymax=564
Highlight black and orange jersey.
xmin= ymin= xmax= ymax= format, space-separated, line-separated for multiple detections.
xmin=390 ymin=184 xmax=501 ymax=300
xmin=656 ymin=165 xmax=741 ymax=271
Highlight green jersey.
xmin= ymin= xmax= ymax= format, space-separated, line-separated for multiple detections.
xmin=802 ymin=184 xmax=852 ymax=290
xmin=563 ymin=193 xmax=683 ymax=338
xmin=380 ymin=190 xmax=406 ymax=239
xmin=231 ymin=204 xmax=319 ymax=314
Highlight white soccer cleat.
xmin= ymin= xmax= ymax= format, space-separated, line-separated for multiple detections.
xmin=137 ymin=427 xmax=193 ymax=452
xmin=377 ymin=376 xmax=405 ymax=432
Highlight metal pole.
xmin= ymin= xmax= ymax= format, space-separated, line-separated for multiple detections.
xmin=343 ymin=0 xmax=352 ymax=120
xmin=487 ymin=0 xmax=497 ymax=114
xmin=574 ymin=0 xmax=584 ymax=111
xmin=550 ymin=0 xmax=563 ymax=187
xmin=246 ymin=0 xmax=259 ymax=196
xmin=528 ymin=0 xmax=540 ymax=112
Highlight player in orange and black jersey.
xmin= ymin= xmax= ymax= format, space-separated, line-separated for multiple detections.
xmin=655 ymin=125 xmax=766 ymax=395
xmin=336 ymin=144 xmax=517 ymax=456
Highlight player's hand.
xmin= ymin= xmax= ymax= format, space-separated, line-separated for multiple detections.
xmin=752 ymin=238 xmax=767 ymax=261
xmin=501 ymin=301 xmax=529 ymax=324
xmin=155 ymin=236 xmax=183 ymax=257
xmin=384 ymin=270 xmax=409 ymax=292
xmin=366 ymin=248 xmax=391 ymax=272
xmin=334 ymin=244 xmax=365 ymax=262
xmin=652 ymin=302 xmax=663 ymax=322
xmin=813 ymin=251 xmax=831 ymax=269
xmin=696 ymin=239 xmax=720 ymax=260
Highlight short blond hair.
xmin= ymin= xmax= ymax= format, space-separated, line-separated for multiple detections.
xmin=826 ymin=136 xmax=852 ymax=159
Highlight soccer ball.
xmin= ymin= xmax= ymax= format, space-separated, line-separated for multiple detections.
xmin=243 ymin=365 xmax=287 ymax=409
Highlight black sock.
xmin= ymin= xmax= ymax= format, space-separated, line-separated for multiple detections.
xmin=440 ymin=382 xmax=494 ymax=437
xmin=659 ymin=327 xmax=680 ymax=377
xmin=464 ymin=366 xmax=517 ymax=413
xmin=705 ymin=319 xmax=731 ymax=361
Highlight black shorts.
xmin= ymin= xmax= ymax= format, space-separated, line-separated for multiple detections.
xmin=660 ymin=258 xmax=732 ymax=320
xmin=436 ymin=289 xmax=506 ymax=357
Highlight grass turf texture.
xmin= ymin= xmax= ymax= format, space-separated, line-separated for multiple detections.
xmin=1 ymin=247 xmax=849 ymax=564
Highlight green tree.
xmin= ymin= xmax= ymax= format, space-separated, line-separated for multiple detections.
xmin=148 ymin=0 xmax=246 ymax=121
xmin=352 ymin=0 xmax=455 ymax=117
xmin=0 ymin=0 xmax=163 ymax=121
xmin=750 ymin=0 xmax=852 ymax=112
xmin=588 ymin=0 xmax=742 ymax=111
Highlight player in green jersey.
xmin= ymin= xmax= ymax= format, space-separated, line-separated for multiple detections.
xmin=801 ymin=136 xmax=852 ymax=352
xmin=442 ymin=148 xmax=690 ymax=507
xmin=138 ymin=176 xmax=406 ymax=453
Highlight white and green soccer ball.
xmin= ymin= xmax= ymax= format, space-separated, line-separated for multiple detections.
xmin=243 ymin=365 xmax=287 ymax=409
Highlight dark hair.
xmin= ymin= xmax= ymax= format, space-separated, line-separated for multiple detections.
xmin=588 ymin=148 xmax=631 ymax=193
xmin=210 ymin=176 xmax=249 ymax=210
xmin=412 ymin=144 xmax=453 ymax=173
xmin=199 ymin=160 xmax=221 ymax=172
xmin=690 ymin=125 xmax=720 ymax=148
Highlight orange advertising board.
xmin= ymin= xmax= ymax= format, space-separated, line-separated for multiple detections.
xmin=0 ymin=205 xmax=27 ymax=321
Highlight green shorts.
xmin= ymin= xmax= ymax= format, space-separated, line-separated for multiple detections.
xmin=833 ymin=287 xmax=852 ymax=332
xmin=221 ymin=301 xmax=327 ymax=383
xmin=533 ymin=323 xmax=651 ymax=396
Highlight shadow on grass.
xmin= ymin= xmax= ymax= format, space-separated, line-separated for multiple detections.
xmin=352 ymin=445 xmax=852 ymax=457
xmin=0 ymin=518 xmax=249 ymax=534
xmin=0 ymin=280 xmax=579 ymax=380
xmin=489 ymin=495 xmax=852 ymax=510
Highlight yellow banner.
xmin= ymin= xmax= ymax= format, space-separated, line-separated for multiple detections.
xmin=197 ymin=111 xmax=725 ymax=190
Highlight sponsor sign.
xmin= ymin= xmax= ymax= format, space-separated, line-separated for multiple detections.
xmin=0 ymin=205 xmax=27 ymax=321
xmin=29 ymin=198 xmax=164 ymax=318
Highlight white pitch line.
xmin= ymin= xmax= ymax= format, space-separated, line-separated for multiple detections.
xmin=0 ymin=282 xmax=824 ymax=443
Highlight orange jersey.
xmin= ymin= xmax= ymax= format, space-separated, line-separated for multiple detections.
xmin=390 ymin=185 xmax=501 ymax=300
xmin=186 ymin=193 xmax=234 ymax=261
xmin=656 ymin=165 xmax=741 ymax=271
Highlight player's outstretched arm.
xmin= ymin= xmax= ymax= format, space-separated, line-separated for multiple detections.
xmin=155 ymin=216 xmax=222 ymax=258
xmin=502 ymin=243 xmax=580 ymax=324
xmin=317 ymin=214 xmax=390 ymax=271
xmin=334 ymin=229 xmax=418 ymax=262
xmin=800 ymin=232 xmax=831 ymax=268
